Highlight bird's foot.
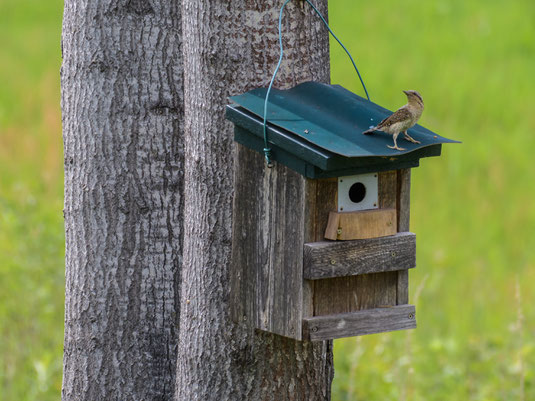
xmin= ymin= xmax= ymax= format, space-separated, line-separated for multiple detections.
xmin=404 ymin=134 xmax=421 ymax=144
xmin=387 ymin=144 xmax=406 ymax=151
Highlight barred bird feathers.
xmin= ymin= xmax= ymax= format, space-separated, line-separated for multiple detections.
xmin=363 ymin=90 xmax=424 ymax=151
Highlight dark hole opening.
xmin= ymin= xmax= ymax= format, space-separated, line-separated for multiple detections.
xmin=349 ymin=182 xmax=366 ymax=203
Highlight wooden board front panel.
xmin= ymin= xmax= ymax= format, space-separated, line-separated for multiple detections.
xmin=312 ymin=272 xmax=398 ymax=316
xmin=231 ymin=146 xmax=307 ymax=340
xmin=310 ymin=170 xmax=411 ymax=321
xmin=324 ymin=209 xmax=397 ymax=240
xmin=397 ymin=168 xmax=411 ymax=304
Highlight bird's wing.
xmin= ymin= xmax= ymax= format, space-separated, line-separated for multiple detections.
xmin=376 ymin=107 xmax=412 ymax=129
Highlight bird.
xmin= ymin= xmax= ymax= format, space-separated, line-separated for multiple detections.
xmin=362 ymin=90 xmax=424 ymax=151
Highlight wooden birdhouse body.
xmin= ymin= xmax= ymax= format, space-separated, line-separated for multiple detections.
xmin=227 ymin=81 xmax=458 ymax=341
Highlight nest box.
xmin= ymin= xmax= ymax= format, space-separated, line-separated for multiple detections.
xmin=226 ymin=82 xmax=458 ymax=341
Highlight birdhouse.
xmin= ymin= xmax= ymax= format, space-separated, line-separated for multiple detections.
xmin=226 ymin=82 xmax=458 ymax=341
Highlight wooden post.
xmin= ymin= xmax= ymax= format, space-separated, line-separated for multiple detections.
xmin=177 ymin=1 xmax=334 ymax=399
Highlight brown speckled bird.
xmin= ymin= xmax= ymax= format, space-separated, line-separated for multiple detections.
xmin=362 ymin=90 xmax=424 ymax=151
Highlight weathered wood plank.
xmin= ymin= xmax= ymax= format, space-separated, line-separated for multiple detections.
xmin=397 ymin=168 xmax=412 ymax=304
xmin=324 ymin=209 xmax=397 ymax=240
xmin=231 ymin=145 xmax=307 ymax=340
xmin=378 ymin=170 xmax=397 ymax=210
xmin=313 ymin=272 xmax=398 ymax=316
xmin=397 ymin=269 xmax=409 ymax=305
xmin=324 ymin=212 xmax=340 ymax=240
xmin=313 ymin=178 xmax=338 ymax=241
xmin=313 ymin=276 xmax=353 ymax=316
xmin=397 ymin=168 xmax=411 ymax=232
xmin=302 ymin=178 xmax=338 ymax=319
xmin=303 ymin=305 xmax=416 ymax=341
xmin=302 ymin=179 xmax=318 ymax=320
xmin=304 ymin=232 xmax=416 ymax=280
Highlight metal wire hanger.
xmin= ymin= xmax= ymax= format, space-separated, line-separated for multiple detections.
xmin=262 ymin=0 xmax=370 ymax=167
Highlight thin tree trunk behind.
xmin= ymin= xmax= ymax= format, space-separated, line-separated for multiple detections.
xmin=61 ymin=1 xmax=183 ymax=399
xmin=177 ymin=1 xmax=333 ymax=400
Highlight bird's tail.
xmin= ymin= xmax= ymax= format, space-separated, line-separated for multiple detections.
xmin=362 ymin=126 xmax=376 ymax=135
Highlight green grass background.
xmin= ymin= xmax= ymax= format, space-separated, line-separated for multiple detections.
xmin=0 ymin=0 xmax=533 ymax=399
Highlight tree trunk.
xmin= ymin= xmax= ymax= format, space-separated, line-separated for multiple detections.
xmin=61 ymin=1 xmax=183 ymax=399
xmin=176 ymin=1 xmax=333 ymax=400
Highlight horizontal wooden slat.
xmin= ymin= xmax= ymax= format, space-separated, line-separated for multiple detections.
xmin=302 ymin=305 xmax=416 ymax=341
xmin=324 ymin=208 xmax=397 ymax=240
xmin=304 ymin=232 xmax=416 ymax=280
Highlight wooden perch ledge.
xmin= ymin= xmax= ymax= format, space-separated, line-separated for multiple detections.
xmin=304 ymin=232 xmax=416 ymax=280
xmin=303 ymin=305 xmax=416 ymax=341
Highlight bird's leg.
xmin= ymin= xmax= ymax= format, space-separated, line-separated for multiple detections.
xmin=403 ymin=130 xmax=421 ymax=144
xmin=387 ymin=132 xmax=406 ymax=151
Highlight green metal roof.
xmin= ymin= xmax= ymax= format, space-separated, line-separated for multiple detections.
xmin=226 ymin=81 xmax=459 ymax=178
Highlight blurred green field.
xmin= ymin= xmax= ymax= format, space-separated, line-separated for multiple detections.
xmin=0 ymin=0 xmax=534 ymax=400
xmin=0 ymin=0 xmax=65 ymax=399
xmin=330 ymin=0 xmax=535 ymax=400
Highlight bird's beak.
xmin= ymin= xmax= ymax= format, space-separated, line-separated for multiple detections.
xmin=403 ymin=90 xmax=409 ymax=95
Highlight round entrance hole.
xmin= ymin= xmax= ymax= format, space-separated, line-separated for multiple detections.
xmin=348 ymin=182 xmax=366 ymax=203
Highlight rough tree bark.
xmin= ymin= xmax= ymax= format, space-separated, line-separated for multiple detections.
xmin=61 ymin=1 xmax=183 ymax=399
xmin=176 ymin=1 xmax=333 ymax=400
